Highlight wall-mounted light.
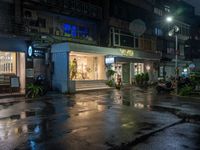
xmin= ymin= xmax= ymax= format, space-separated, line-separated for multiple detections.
xmin=146 ymin=65 xmax=151 ymax=71
xmin=28 ymin=46 xmax=33 ymax=57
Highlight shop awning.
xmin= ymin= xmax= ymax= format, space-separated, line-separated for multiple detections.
xmin=51 ymin=42 xmax=161 ymax=60
xmin=0 ymin=37 xmax=27 ymax=52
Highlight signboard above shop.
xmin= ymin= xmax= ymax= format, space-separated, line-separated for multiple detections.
xmin=27 ymin=46 xmax=46 ymax=58
xmin=105 ymin=57 xmax=115 ymax=64
xmin=33 ymin=49 xmax=45 ymax=58
xmin=119 ymin=49 xmax=134 ymax=57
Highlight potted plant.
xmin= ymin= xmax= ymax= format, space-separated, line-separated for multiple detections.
xmin=26 ymin=83 xmax=43 ymax=98
xmin=106 ymin=69 xmax=116 ymax=87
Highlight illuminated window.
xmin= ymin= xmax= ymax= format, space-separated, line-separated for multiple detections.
xmin=70 ymin=52 xmax=105 ymax=80
xmin=134 ymin=63 xmax=144 ymax=75
xmin=63 ymin=23 xmax=89 ymax=38
xmin=64 ymin=24 xmax=71 ymax=35
xmin=0 ymin=52 xmax=16 ymax=74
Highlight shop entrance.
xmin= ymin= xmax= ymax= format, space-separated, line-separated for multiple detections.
xmin=111 ymin=64 xmax=122 ymax=84
xmin=70 ymin=52 xmax=107 ymax=91
xmin=134 ymin=63 xmax=144 ymax=75
xmin=122 ymin=63 xmax=130 ymax=84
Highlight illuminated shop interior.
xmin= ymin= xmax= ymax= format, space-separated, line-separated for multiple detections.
xmin=0 ymin=51 xmax=25 ymax=93
xmin=134 ymin=63 xmax=144 ymax=75
xmin=70 ymin=52 xmax=105 ymax=80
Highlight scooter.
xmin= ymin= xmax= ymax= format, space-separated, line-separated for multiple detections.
xmin=35 ymin=75 xmax=48 ymax=96
xmin=156 ymin=81 xmax=174 ymax=93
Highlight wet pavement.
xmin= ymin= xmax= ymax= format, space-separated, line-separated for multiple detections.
xmin=0 ymin=87 xmax=199 ymax=150
xmin=132 ymin=123 xmax=200 ymax=150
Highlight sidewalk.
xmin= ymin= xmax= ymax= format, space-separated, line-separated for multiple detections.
xmin=0 ymin=92 xmax=24 ymax=98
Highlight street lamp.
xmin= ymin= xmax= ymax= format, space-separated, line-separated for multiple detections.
xmin=166 ymin=16 xmax=173 ymax=22
xmin=166 ymin=16 xmax=179 ymax=95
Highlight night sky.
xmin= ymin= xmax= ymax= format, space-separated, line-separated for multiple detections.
xmin=183 ymin=0 xmax=200 ymax=15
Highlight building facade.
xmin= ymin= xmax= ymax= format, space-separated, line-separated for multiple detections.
xmin=100 ymin=0 xmax=161 ymax=86
xmin=152 ymin=0 xmax=194 ymax=79
xmin=0 ymin=0 xmax=198 ymax=93
xmin=0 ymin=0 xmax=27 ymax=94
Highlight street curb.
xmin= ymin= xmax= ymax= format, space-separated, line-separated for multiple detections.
xmin=107 ymin=119 xmax=183 ymax=150
xmin=151 ymin=105 xmax=200 ymax=122
xmin=75 ymin=87 xmax=115 ymax=93
xmin=0 ymin=96 xmax=54 ymax=105
xmin=108 ymin=104 xmax=200 ymax=149
xmin=0 ymin=94 xmax=25 ymax=99
xmin=171 ymin=93 xmax=200 ymax=100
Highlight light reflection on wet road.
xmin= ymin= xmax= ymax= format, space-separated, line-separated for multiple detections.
xmin=0 ymin=87 xmax=199 ymax=150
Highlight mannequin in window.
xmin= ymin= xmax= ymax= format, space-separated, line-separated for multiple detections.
xmin=71 ymin=58 xmax=77 ymax=80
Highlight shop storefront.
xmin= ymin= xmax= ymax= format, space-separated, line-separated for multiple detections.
xmin=0 ymin=37 xmax=26 ymax=94
xmin=0 ymin=37 xmax=27 ymax=94
xmin=109 ymin=55 xmax=157 ymax=85
xmin=0 ymin=51 xmax=26 ymax=93
xmin=51 ymin=42 xmax=160 ymax=93
xmin=160 ymin=59 xmax=192 ymax=80
xmin=69 ymin=52 xmax=105 ymax=80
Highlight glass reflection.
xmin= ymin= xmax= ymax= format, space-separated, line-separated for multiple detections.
xmin=0 ymin=111 xmax=37 ymax=140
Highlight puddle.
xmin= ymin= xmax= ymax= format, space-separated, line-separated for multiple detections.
xmin=138 ymin=122 xmax=157 ymax=131
xmin=0 ymin=111 xmax=36 ymax=121
xmin=0 ymin=101 xmax=22 ymax=109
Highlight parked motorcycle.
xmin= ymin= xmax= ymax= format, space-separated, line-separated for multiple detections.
xmin=35 ymin=75 xmax=48 ymax=96
xmin=156 ymin=81 xmax=175 ymax=93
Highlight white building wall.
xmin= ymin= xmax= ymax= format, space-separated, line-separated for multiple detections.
xmin=51 ymin=43 xmax=69 ymax=93
xmin=52 ymin=52 xmax=68 ymax=93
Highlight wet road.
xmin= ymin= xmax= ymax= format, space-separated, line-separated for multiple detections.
xmin=0 ymin=87 xmax=200 ymax=150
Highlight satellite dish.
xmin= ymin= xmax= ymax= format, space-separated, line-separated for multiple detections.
xmin=129 ymin=19 xmax=146 ymax=36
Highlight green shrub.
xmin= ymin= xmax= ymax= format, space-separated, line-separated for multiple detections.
xmin=106 ymin=79 xmax=115 ymax=87
xmin=190 ymin=72 xmax=200 ymax=87
xmin=179 ymin=85 xmax=193 ymax=96
xmin=144 ymin=73 xmax=149 ymax=82
xmin=106 ymin=69 xmax=116 ymax=78
xmin=135 ymin=73 xmax=149 ymax=86
xmin=135 ymin=74 xmax=142 ymax=85
xmin=26 ymin=83 xmax=43 ymax=98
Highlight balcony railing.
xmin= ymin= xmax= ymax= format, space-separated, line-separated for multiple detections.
xmin=110 ymin=27 xmax=158 ymax=53
xmin=0 ymin=16 xmax=25 ymax=35
xmin=23 ymin=0 xmax=102 ymax=19
xmin=0 ymin=15 xmax=99 ymax=46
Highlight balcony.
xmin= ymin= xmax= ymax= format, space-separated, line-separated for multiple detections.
xmin=162 ymin=51 xmax=185 ymax=61
xmin=23 ymin=17 xmax=99 ymax=45
xmin=0 ymin=16 xmax=25 ymax=36
xmin=110 ymin=27 xmax=158 ymax=53
xmin=23 ymin=0 xmax=102 ymax=20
